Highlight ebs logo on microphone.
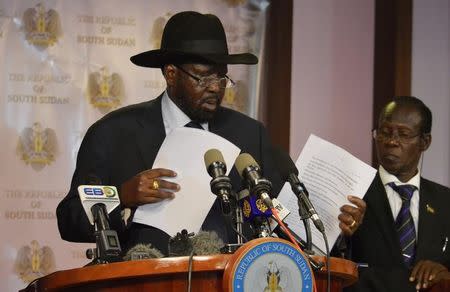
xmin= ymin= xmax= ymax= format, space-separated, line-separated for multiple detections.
xmin=83 ymin=186 xmax=117 ymax=198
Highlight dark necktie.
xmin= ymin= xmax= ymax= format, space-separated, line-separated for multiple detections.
xmin=388 ymin=182 xmax=417 ymax=267
xmin=184 ymin=121 xmax=204 ymax=130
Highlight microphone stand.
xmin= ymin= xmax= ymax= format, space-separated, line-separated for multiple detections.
xmin=235 ymin=195 xmax=244 ymax=245
xmin=297 ymin=199 xmax=314 ymax=254
xmin=86 ymin=203 xmax=122 ymax=264
xmin=221 ymin=191 xmax=246 ymax=254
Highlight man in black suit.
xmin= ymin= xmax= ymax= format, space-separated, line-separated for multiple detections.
xmin=56 ymin=11 xmax=284 ymax=255
xmin=348 ymin=96 xmax=450 ymax=291
xmin=57 ymin=11 xmax=365 ymax=257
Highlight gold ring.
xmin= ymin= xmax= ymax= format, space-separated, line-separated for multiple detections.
xmin=350 ymin=220 xmax=356 ymax=228
xmin=152 ymin=180 xmax=159 ymax=190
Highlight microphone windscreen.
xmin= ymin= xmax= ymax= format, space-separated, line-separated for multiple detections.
xmin=235 ymin=153 xmax=258 ymax=178
xmin=272 ymin=146 xmax=299 ymax=180
xmin=123 ymin=243 xmax=164 ymax=261
xmin=191 ymin=230 xmax=224 ymax=255
xmin=204 ymin=148 xmax=225 ymax=168
xmin=168 ymin=230 xmax=194 ymax=257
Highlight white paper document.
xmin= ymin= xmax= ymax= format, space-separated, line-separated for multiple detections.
xmin=133 ymin=127 xmax=241 ymax=237
xmin=277 ymin=134 xmax=377 ymax=254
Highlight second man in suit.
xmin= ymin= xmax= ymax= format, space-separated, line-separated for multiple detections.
xmin=348 ymin=96 xmax=450 ymax=291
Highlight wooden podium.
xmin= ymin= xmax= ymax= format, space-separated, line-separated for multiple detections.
xmin=22 ymin=254 xmax=357 ymax=292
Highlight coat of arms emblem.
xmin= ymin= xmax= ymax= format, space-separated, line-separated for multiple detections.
xmin=222 ymin=80 xmax=249 ymax=114
xmin=87 ymin=67 xmax=124 ymax=111
xmin=17 ymin=122 xmax=58 ymax=169
xmin=23 ymin=3 xmax=62 ymax=47
xmin=150 ymin=14 xmax=171 ymax=49
xmin=14 ymin=240 xmax=56 ymax=284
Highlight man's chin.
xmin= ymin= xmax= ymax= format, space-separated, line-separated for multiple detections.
xmin=381 ymin=163 xmax=401 ymax=177
xmin=191 ymin=109 xmax=217 ymax=123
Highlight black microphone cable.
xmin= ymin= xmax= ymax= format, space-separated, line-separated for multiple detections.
xmin=272 ymin=146 xmax=331 ymax=292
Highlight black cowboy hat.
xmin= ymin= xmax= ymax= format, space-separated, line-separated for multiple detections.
xmin=130 ymin=11 xmax=258 ymax=68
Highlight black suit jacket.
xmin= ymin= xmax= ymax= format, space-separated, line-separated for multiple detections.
xmin=56 ymin=95 xmax=282 ymax=254
xmin=346 ymin=173 xmax=450 ymax=292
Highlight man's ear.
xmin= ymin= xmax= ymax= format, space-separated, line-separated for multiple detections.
xmin=419 ymin=133 xmax=432 ymax=151
xmin=163 ymin=64 xmax=177 ymax=86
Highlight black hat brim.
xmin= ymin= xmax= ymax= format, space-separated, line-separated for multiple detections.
xmin=130 ymin=49 xmax=258 ymax=68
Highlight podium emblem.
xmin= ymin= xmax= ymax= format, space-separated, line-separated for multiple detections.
xmin=225 ymin=238 xmax=313 ymax=292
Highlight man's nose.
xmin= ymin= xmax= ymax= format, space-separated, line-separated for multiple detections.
xmin=385 ymin=133 xmax=401 ymax=145
xmin=206 ymin=80 xmax=222 ymax=92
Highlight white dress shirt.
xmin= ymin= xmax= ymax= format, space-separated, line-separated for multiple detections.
xmin=378 ymin=165 xmax=421 ymax=238
xmin=160 ymin=91 xmax=209 ymax=135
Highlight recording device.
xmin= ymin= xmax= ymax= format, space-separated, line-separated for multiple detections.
xmin=78 ymin=185 xmax=122 ymax=263
xmin=204 ymin=148 xmax=233 ymax=215
xmin=235 ymin=153 xmax=274 ymax=209
xmin=123 ymin=243 xmax=164 ymax=261
xmin=240 ymin=182 xmax=324 ymax=269
xmin=272 ymin=147 xmax=325 ymax=233
xmin=269 ymin=198 xmax=291 ymax=230
xmin=168 ymin=229 xmax=224 ymax=257
xmin=269 ymin=198 xmax=310 ymax=251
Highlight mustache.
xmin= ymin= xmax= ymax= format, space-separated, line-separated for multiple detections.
xmin=199 ymin=95 xmax=221 ymax=103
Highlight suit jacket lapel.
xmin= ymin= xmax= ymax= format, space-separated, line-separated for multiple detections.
xmin=367 ymin=174 xmax=404 ymax=261
xmin=134 ymin=95 xmax=166 ymax=169
xmin=208 ymin=107 xmax=229 ymax=138
xmin=416 ymin=178 xmax=437 ymax=260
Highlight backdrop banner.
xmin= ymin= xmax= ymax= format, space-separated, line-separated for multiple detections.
xmin=0 ymin=0 xmax=268 ymax=290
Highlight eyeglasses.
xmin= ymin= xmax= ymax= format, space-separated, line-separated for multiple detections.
xmin=174 ymin=65 xmax=235 ymax=89
xmin=372 ymin=129 xmax=422 ymax=144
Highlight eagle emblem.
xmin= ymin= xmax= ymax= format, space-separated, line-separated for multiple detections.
xmin=264 ymin=261 xmax=283 ymax=292
xmin=87 ymin=66 xmax=124 ymax=111
xmin=253 ymin=260 xmax=293 ymax=292
xmin=14 ymin=240 xmax=56 ymax=284
xmin=222 ymin=80 xmax=249 ymax=114
xmin=17 ymin=122 xmax=58 ymax=169
xmin=150 ymin=14 xmax=172 ymax=49
xmin=22 ymin=3 xmax=62 ymax=48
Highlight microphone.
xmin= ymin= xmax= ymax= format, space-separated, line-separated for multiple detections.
xmin=168 ymin=230 xmax=224 ymax=257
xmin=168 ymin=229 xmax=194 ymax=257
xmin=204 ymin=149 xmax=233 ymax=215
xmin=123 ymin=243 xmax=164 ymax=261
xmin=78 ymin=185 xmax=121 ymax=225
xmin=272 ymin=147 xmax=325 ymax=233
xmin=190 ymin=230 xmax=224 ymax=255
xmin=241 ymin=195 xmax=272 ymax=238
xmin=78 ymin=185 xmax=122 ymax=263
xmin=235 ymin=153 xmax=274 ymax=209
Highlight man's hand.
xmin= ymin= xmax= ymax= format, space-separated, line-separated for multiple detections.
xmin=120 ymin=168 xmax=180 ymax=207
xmin=338 ymin=196 xmax=366 ymax=236
xmin=410 ymin=260 xmax=448 ymax=290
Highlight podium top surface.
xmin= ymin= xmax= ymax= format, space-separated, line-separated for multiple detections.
xmin=22 ymin=254 xmax=358 ymax=291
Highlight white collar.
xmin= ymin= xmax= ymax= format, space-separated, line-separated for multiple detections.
xmin=161 ymin=91 xmax=209 ymax=134
xmin=379 ymin=165 xmax=421 ymax=190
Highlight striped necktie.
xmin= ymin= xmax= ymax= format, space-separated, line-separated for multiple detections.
xmin=388 ymin=182 xmax=417 ymax=267
xmin=184 ymin=121 xmax=204 ymax=130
